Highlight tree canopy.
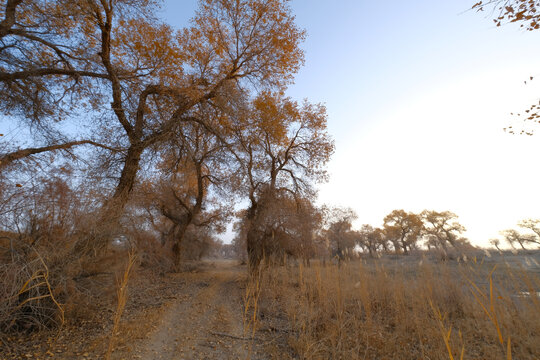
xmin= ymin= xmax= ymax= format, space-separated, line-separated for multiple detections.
xmin=0 ymin=0 xmax=334 ymax=270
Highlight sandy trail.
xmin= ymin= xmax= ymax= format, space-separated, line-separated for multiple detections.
xmin=134 ymin=261 xmax=271 ymax=360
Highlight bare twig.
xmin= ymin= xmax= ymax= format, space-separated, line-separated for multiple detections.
xmin=210 ymin=331 xmax=260 ymax=341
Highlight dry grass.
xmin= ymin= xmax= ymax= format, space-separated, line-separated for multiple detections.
xmin=242 ymin=266 xmax=264 ymax=359
xmin=258 ymin=255 xmax=540 ymax=359
xmin=105 ymin=251 xmax=137 ymax=360
xmin=0 ymin=249 xmax=64 ymax=335
xmin=243 ymin=269 xmax=263 ymax=339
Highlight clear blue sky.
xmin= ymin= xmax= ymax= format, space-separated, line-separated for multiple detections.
xmin=162 ymin=1 xmax=540 ymax=246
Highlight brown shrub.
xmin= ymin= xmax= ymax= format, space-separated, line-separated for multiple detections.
xmin=0 ymin=250 xmax=63 ymax=333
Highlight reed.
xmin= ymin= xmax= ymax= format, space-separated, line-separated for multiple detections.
xmin=104 ymin=251 xmax=137 ymax=360
xmin=259 ymin=257 xmax=539 ymax=359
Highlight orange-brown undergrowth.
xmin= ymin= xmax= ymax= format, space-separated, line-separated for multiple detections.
xmin=258 ymin=256 xmax=540 ymax=359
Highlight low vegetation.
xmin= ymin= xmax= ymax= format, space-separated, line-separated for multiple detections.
xmin=254 ymin=252 xmax=540 ymax=359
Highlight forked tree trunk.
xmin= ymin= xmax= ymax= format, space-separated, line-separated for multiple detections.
xmin=171 ymin=220 xmax=191 ymax=268
xmin=107 ymin=145 xmax=144 ymax=215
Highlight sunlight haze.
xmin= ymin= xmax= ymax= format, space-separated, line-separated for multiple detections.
xmin=3 ymin=2 xmax=540 ymax=357
xmin=163 ymin=0 xmax=540 ymax=246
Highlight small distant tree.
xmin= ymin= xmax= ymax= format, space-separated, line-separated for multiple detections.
xmin=500 ymin=229 xmax=537 ymax=251
xmin=181 ymin=226 xmax=218 ymax=261
xmin=151 ymin=117 xmax=230 ymax=267
xmin=357 ymin=224 xmax=384 ymax=258
xmin=217 ymin=243 xmax=237 ymax=259
xmin=489 ymin=238 xmax=502 ymax=252
xmin=421 ymin=210 xmax=467 ymax=252
xmin=517 ymin=219 xmax=540 ymax=247
xmin=232 ymin=215 xmax=249 ymax=264
xmin=230 ymin=92 xmax=334 ymax=272
xmin=383 ymin=210 xmax=423 ymax=255
xmin=325 ymin=207 xmax=357 ymax=261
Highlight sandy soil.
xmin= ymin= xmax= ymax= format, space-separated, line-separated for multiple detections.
xmin=126 ymin=261 xmax=272 ymax=360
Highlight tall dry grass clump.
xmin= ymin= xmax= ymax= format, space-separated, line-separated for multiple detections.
xmin=0 ymin=201 xmax=141 ymax=356
xmin=104 ymin=251 xmax=137 ymax=360
xmin=243 ymin=268 xmax=263 ymax=339
xmin=0 ymin=249 xmax=64 ymax=334
xmin=259 ymin=256 xmax=540 ymax=359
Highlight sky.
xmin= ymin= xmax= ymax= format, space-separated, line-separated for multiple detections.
xmin=161 ymin=1 xmax=540 ymax=247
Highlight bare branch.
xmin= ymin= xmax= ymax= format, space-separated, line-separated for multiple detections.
xmin=0 ymin=0 xmax=23 ymax=38
xmin=0 ymin=140 xmax=120 ymax=169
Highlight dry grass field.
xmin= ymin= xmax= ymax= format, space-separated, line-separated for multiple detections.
xmin=254 ymin=250 xmax=540 ymax=360
xmin=1 ymin=251 xmax=539 ymax=359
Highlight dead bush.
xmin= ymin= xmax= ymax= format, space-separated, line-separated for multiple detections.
xmin=0 ymin=249 xmax=64 ymax=333
xmin=132 ymin=232 xmax=174 ymax=274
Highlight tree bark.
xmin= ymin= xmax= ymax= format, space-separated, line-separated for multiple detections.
xmin=88 ymin=144 xmax=144 ymax=254
xmin=170 ymin=220 xmax=190 ymax=268
xmin=107 ymin=145 xmax=143 ymax=214
xmin=245 ymin=203 xmax=264 ymax=274
xmin=0 ymin=0 xmax=22 ymax=38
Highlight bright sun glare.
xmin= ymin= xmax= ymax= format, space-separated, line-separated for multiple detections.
xmin=279 ymin=0 xmax=540 ymax=247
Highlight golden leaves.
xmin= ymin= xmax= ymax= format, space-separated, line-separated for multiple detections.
xmin=481 ymin=0 xmax=540 ymax=31
xmin=188 ymin=0 xmax=305 ymax=87
xmin=113 ymin=18 xmax=184 ymax=82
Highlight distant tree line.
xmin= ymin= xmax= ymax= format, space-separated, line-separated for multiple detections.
xmin=230 ymin=207 xmax=475 ymax=263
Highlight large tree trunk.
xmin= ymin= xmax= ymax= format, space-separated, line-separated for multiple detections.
xmin=391 ymin=240 xmax=401 ymax=254
xmin=245 ymin=202 xmax=264 ymax=274
xmin=400 ymin=234 xmax=409 ymax=255
xmin=171 ymin=220 xmax=191 ymax=269
xmin=74 ymin=145 xmax=143 ymax=256
xmin=107 ymin=145 xmax=144 ymax=216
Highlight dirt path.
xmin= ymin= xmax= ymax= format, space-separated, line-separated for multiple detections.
xmin=2 ymin=260 xmax=291 ymax=360
xmin=130 ymin=261 xmax=275 ymax=360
